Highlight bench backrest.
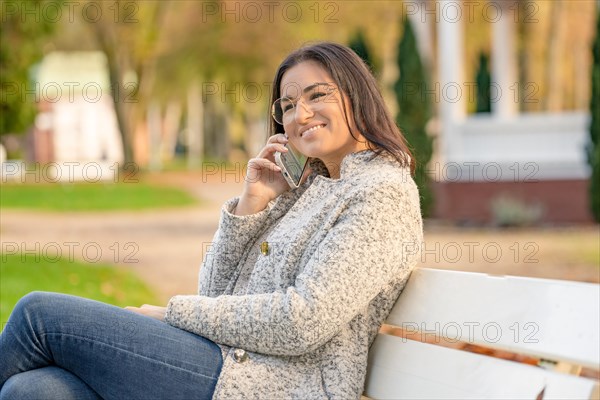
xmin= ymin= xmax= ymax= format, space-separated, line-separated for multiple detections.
xmin=364 ymin=268 xmax=600 ymax=399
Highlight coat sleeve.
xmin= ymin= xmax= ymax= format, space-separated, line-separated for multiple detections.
xmin=166 ymin=179 xmax=423 ymax=356
xmin=197 ymin=197 xmax=271 ymax=297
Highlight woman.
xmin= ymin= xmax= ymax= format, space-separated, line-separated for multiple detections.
xmin=0 ymin=42 xmax=422 ymax=399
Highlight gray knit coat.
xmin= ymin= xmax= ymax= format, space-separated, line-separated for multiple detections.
xmin=165 ymin=150 xmax=423 ymax=399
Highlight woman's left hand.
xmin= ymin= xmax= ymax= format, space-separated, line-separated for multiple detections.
xmin=124 ymin=304 xmax=167 ymax=321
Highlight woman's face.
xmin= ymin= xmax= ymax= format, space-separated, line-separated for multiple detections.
xmin=278 ymin=61 xmax=367 ymax=171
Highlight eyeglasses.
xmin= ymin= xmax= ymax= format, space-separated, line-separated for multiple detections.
xmin=271 ymin=83 xmax=338 ymax=125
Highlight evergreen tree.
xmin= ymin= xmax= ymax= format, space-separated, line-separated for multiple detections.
xmin=589 ymin=10 xmax=600 ymax=222
xmin=475 ymin=52 xmax=492 ymax=113
xmin=394 ymin=17 xmax=433 ymax=217
xmin=348 ymin=29 xmax=375 ymax=72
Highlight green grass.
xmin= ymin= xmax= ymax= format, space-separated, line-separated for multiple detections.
xmin=0 ymin=181 xmax=197 ymax=211
xmin=1 ymin=253 xmax=160 ymax=328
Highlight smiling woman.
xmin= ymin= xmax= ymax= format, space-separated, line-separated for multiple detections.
xmin=268 ymin=42 xmax=415 ymax=178
xmin=274 ymin=63 xmax=371 ymax=179
xmin=0 ymin=42 xmax=423 ymax=400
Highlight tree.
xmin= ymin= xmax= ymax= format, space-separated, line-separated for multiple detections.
xmin=80 ymin=0 xmax=171 ymax=166
xmin=589 ymin=9 xmax=600 ymax=222
xmin=348 ymin=29 xmax=375 ymax=73
xmin=475 ymin=52 xmax=491 ymax=113
xmin=394 ymin=17 xmax=433 ymax=217
xmin=0 ymin=0 xmax=63 ymax=136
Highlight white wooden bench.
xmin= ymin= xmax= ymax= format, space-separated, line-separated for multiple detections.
xmin=364 ymin=268 xmax=600 ymax=399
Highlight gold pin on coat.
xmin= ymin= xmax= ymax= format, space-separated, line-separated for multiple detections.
xmin=260 ymin=241 xmax=269 ymax=255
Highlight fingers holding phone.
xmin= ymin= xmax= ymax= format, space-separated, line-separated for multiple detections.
xmin=264 ymin=133 xmax=310 ymax=190
xmin=274 ymin=141 xmax=310 ymax=189
xmin=235 ymin=134 xmax=294 ymax=215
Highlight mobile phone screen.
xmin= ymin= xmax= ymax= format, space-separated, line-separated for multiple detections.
xmin=279 ymin=142 xmax=308 ymax=187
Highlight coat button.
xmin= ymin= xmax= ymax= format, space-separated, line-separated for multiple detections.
xmin=233 ymin=348 xmax=248 ymax=363
xmin=260 ymin=241 xmax=269 ymax=255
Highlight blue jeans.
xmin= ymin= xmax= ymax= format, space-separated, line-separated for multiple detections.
xmin=0 ymin=292 xmax=223 ymax=400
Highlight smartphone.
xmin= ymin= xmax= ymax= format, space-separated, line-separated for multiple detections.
xmin=274 ymin=142 xmax=309 ymax=189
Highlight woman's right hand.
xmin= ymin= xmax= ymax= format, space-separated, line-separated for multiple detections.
xmin=234 ymin=134 xmax=292 ymax=216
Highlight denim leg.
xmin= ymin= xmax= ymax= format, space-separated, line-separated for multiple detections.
xmin=0 ymin=366 xmax=102 ymax=400
xmin=0 ymin=291 xmax=223 ymax=400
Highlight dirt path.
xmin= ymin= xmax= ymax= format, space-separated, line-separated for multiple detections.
xmin=421 ymin=223 xmax=599 ymax=284
xmin=1 ymin=172 xmax=598 ymax=304
xmin=1 ymin=172 xmax=244 ymax=303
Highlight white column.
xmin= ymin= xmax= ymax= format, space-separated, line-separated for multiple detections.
xmin=491 ymin=1 xmax=518 ymax=118
xmin=437 ymin=0 xmax=465 ymax=162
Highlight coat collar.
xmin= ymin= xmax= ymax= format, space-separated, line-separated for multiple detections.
xmin=306 ymin=149 xmax=381 ymax=180
xmin=266 ymin=150 xmax=387 ymax=222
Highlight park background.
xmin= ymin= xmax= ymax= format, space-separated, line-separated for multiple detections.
xmin=1 ymin=0 xmax=599 ymax=340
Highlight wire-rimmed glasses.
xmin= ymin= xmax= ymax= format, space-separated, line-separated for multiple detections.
xmin=271 ymin=82 xmax=338 ymax=125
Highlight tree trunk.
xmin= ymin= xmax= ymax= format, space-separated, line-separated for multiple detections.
xmin=94 ymin=26 xmax=134 ymax=166
xmin=187 ymin=80 xmax=203 ymax=169
xmin=162 ymin=100 xmax=182 ymax=162
xmin=147 ymin=100 xmax=162 ymax=171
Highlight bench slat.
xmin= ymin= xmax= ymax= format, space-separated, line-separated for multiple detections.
xmin=365 ymin=334 xmax=598 ymax=399
xmin=385 ymin=268 xmax=600 ymax=369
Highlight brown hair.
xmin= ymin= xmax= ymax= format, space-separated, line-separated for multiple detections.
xmin=269 ymin=41 xmax=415 ymax=174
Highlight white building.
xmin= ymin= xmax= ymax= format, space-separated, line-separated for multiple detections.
xmin=33 ymin=51 xmax=124 ymax=182
xmin=411 ymin=0 xmax=594 ymax=223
